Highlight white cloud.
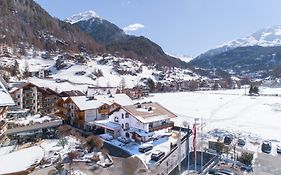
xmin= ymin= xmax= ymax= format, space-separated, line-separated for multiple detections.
xmin=123 ymin=23 xmax=144 ymax=33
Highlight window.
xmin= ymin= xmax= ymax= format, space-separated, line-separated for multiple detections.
xmin=114 ymin=117 xmax=119 ymax=123
xmin=17 ymin=102 xmax=20 ymax=106
xmin=125 ymin=113 xmax=129 ymax=118
xmin=122 ymin=124 xmax=124 ymax=129
xmin=121 ymin=113 xmax=124 ymax=119
xmin=125 ymin=123 xmax=129 ymax=130
xmin=149 ymin=123 xmax=153 ymax=129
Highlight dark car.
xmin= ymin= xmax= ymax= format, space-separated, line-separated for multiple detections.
xmin=237 ymin=138 xmax=246 ymax=146
xmin=139 ymin=143 xmax=153 ymax=153
xmin=151 ymin=150 xmax=165 ymax=161
xmin=277 ymin=144 xmax=281 ymax=154
xmin=224 ymin=135 xmax=233 ymax=145
xmin=209 ymin=169 xmax=237 ymax=175
xmin=261 ymin=141 xmax=272 ymax=153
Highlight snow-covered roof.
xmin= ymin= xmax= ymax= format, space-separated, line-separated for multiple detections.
xmin=70 ymin=96 xmax=104 ymax=111
xmin=0 ymin=79 xmax=14 ymax=107
xmin=89 ymin=119 xmax=121 ymax=130
xmin=70 ymin=94 xmax=133 ymax=111
xmin=0 ymin=146 xmax=44 ymax=174
xmin=122 ymin=102 xmax=177 ymax=124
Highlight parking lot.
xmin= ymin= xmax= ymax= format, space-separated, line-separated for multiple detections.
xmin=253 ymin=153 xmax=281 ymax=175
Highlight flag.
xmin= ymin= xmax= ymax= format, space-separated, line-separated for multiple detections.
xmin=177 ymin=127 xmax=182 ymax=171
xmin=186 ymin=125 xmax=190 ymax=172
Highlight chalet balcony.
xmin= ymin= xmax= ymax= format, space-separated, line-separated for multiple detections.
xmin=76 ymin=111 xmax=85 ymax=117
xmin=149 ymin=121 xmax=174 ymax=132
xmin=0 ymin=120 xmax=7 ymax=131
xmin=98 ymin=109 xmax=110 ymax=114
xmin=55 ymin=112 xmax=69 ymax=120
xmin=56 ymin=106 xmax=68 ymax=113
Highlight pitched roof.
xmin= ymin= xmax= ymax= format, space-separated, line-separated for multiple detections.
xmin=122 ymin=102 xmax=177 ymax=124
xmin=69 ymin=94 xmax=133 ymax=111
xmin=0 ymin=78 xmax=14 ymax=106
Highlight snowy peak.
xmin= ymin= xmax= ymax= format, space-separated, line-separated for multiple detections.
xmin=200 ymin=25 xmax=281 ymax=58
xmin=217 ymin=25 xmax=281 ymax=49
xmin=251 ymin=25 xmax=281 ymax=44
xmin=66 ymin=10 xmax=100 ymax=24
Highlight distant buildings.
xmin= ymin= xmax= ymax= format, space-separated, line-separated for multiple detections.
xmin=0 ymin=44 xmax=12 ymax=57
xmin=28 ymin=69 xmax=50 ymax=79
xmin=0 ymin=77 xmax=15 ymax=144
xmin=87 ymin=86 xmax=118 ymax=96
xmin=59 ymin=90 xmax=85 ymax=97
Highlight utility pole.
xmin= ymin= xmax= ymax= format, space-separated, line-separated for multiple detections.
xmin=178 ymin=125 xmax=182 ymax=171
xmin=194 ymin=118 xmax=199 ymax=172
xmin=186 ymin=124 xmax=190 ymax=175
xmin=201 ymin=117 xmax=204 ymax=172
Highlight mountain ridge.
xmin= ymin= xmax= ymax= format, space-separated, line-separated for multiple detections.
xmin=68 ymin=10 xmax=188 ymax=68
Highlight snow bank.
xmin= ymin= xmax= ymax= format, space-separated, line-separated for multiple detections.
xmin=0 ymin=146 xmax=44 ymax=174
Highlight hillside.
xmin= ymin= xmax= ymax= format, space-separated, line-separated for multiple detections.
xmin=191 ymin=46 xmax=281 ymax=78
xmin=67 ymin=11 xmax=188 ymax=68
xmin=0 ymin=0 xmax=104 ymax=54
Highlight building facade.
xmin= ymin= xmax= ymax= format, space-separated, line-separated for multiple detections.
xmin=9 ymin=83 xmax=59 ymax=115
xmin=0 ymin=78 xmax=15 ymax=144
xmin=55 ymin=94 xmax=133 ymax=130
xmin=106 ymin=102 xmax=176 ymax=142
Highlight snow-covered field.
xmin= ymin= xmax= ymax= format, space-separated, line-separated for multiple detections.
xmin=140 ymin=89 xmax=281 ymax=147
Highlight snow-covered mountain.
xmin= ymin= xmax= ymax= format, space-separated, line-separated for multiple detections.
xmin=203 ymin=25 xmax=281 ymax=57
xmin=190 ymin=25 xmax=281 ymax=78
xmin=177 ymin=55 xmax=193 ymax=63
xmin=65 ymin=10 xmax=100 ymax=24
xmin=66 ymin=10 xmax=189 ymax=68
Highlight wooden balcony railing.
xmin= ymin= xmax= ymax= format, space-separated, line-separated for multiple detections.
xmin=149 ymin=122 xmax=174 ymax=132
xmin=99 ymin=109 xmax=110 ymax=114
xmin=0 ymin=120 xmax=7 ymax=131
xmin=56 ymin=106 xmax=68 ymax=113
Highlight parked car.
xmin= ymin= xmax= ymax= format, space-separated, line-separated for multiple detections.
xmin=117 ymin=136 xmax=130 ymax=144
xmin=209 ymin=169 xmax=237 ymax=175
xmin=277 ymin=144 xmax=281 ymax=154
xmin=237 ymin=138 xmax=246 ymax=146
xmin=224 ymin=135 xmax=233 ymax=145
xmin=100 ymin=134 xmax=113 ymax=141
xmin=261 ymin=141 xmax=272 ymax=153
xmin=139 ymin=143 xmax=153 ymax=153
xmin=151 ymin=150 xmax=165 ymax=161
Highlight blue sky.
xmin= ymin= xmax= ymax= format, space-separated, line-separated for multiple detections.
xmin=36 ymin=0 xmax=281 ymax=57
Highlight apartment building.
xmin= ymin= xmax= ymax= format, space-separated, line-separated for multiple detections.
xmin=0 ymin=78 xmax=15 ymax=144
xmin=9 ymin=83 xmax=59 ymax=115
